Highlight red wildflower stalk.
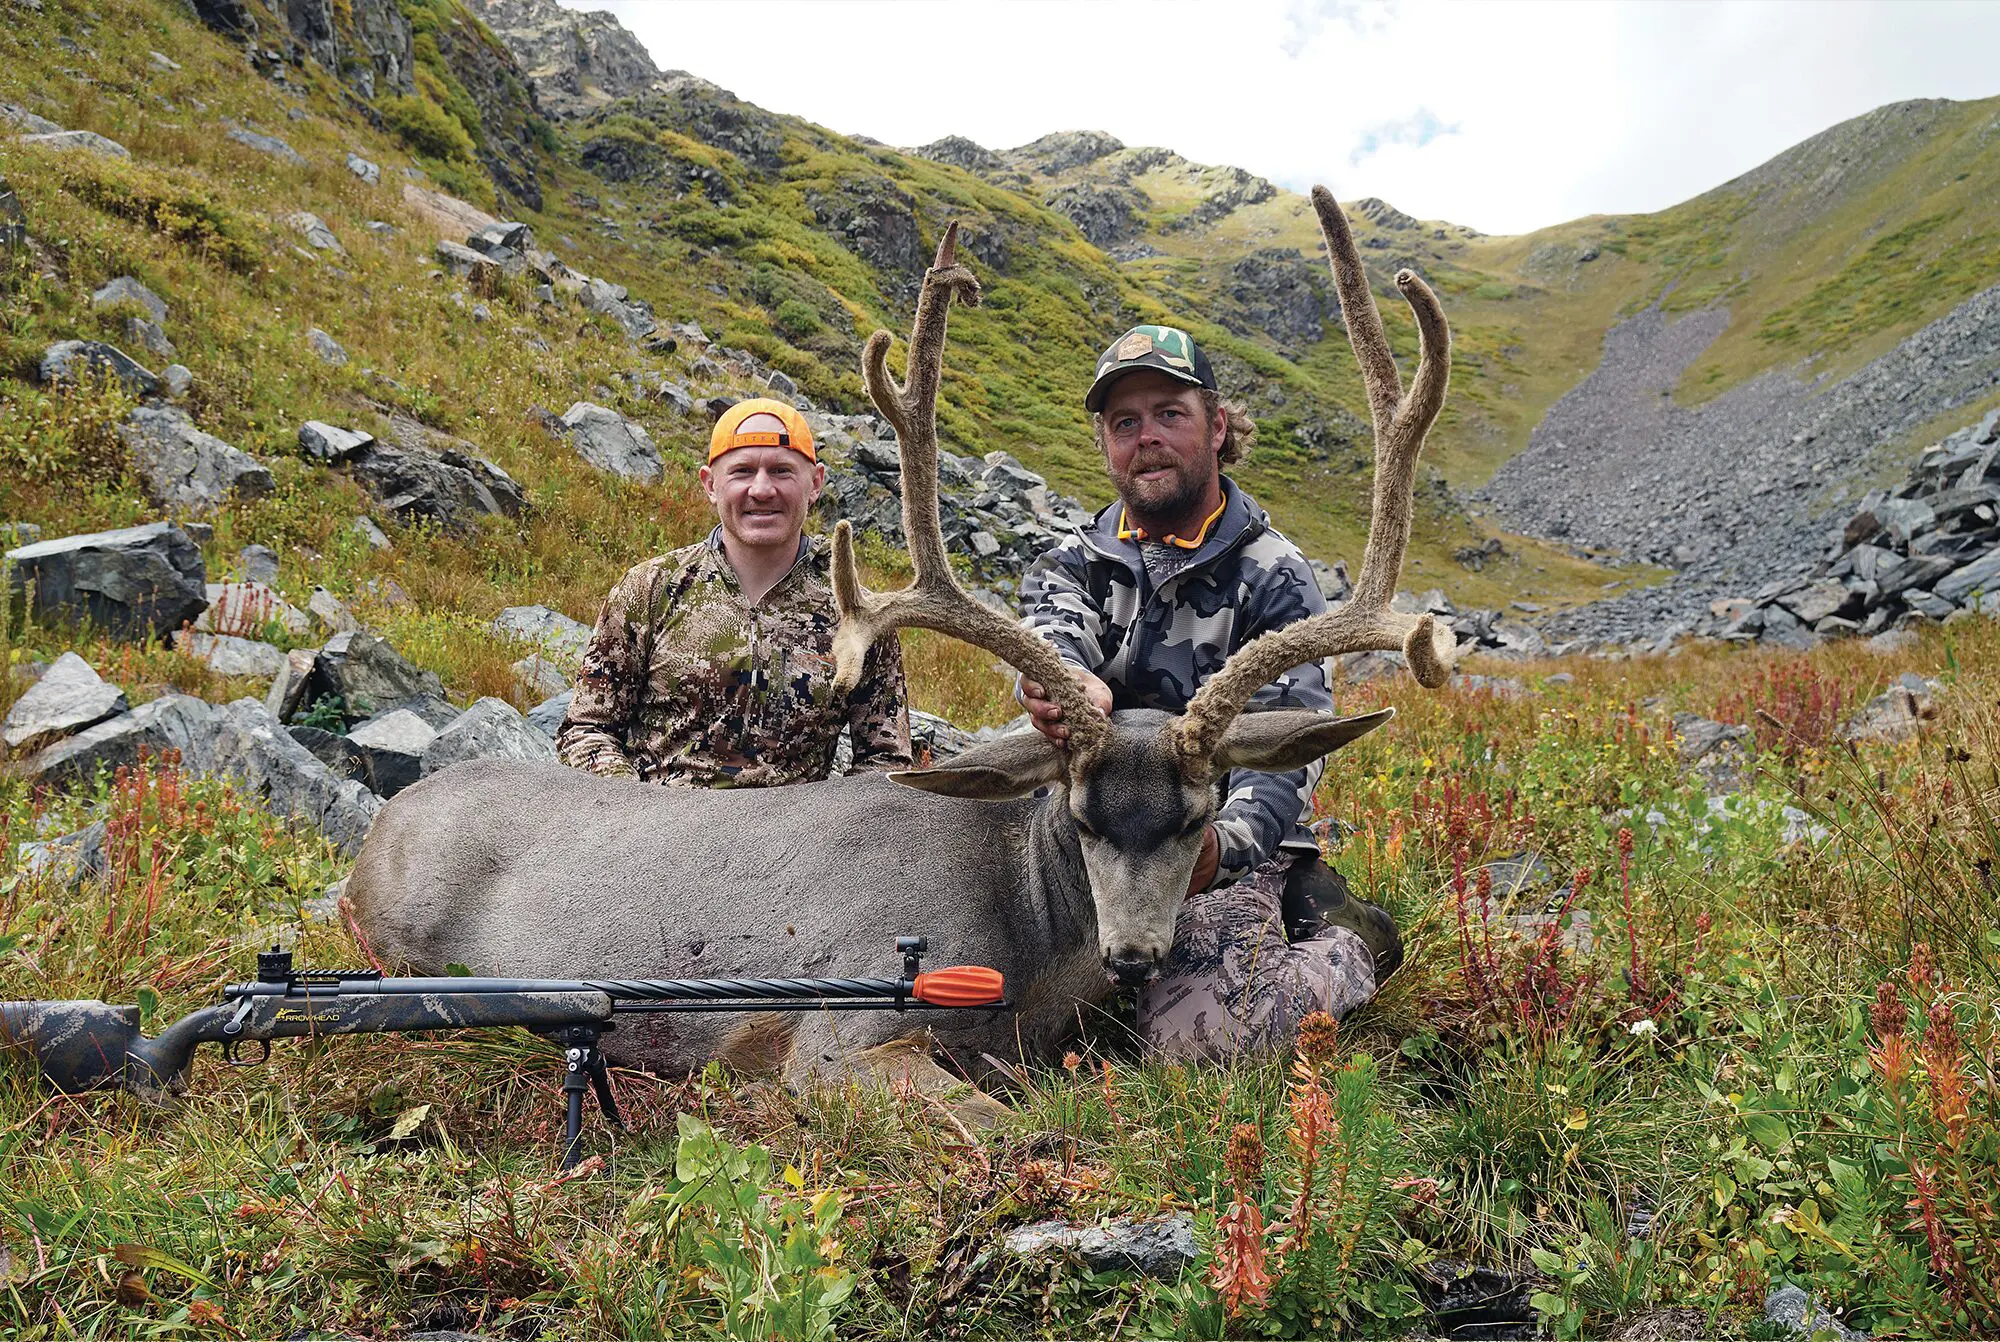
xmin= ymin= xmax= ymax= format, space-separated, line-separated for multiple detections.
xmin=1211 ymin=1123 xmax=1272 ymax=1316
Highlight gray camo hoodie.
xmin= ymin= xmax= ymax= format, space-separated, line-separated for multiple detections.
xmin=1019 ymin=477 xmax=1333 ymax=886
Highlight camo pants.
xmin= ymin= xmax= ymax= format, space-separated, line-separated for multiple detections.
xmin=1136 ymin=854 xmax=1378 ymax=1063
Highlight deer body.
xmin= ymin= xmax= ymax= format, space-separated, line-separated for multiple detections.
xmin=345 ymin=755 xmax=1107 ymax=1079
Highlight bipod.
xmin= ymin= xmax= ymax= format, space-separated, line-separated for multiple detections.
xmin=547 ymin=1022 xmax=623 ymax=1170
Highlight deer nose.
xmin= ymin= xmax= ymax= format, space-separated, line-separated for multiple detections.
xmin=1104 ymin=952 xmax=1159 ymax=987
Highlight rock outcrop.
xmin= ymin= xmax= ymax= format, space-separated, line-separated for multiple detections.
xmin=467 ymin=0 xmax=664 ymax=118
xmin=5 ymin=522 xmax=208 ymax=640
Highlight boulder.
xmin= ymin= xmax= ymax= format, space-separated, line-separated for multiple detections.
xmin=0 ymin=102 xmax=63 ymax=135
xmin=161 ymin=364 xmax=193 ymax=399
xmin=344 ymin=707 xmax=437 ymax=796
xmin=337 ymin=415 xmax=527 ymax=533
xmin=117 ymin=406 xmax=274 ymax=512
xmin=15 ymin=818 xmax=108 ymax=890
xmin=494 ymin=604 xmax=590 ymax=661
xmin=435 ymin=239 xmax=499 ymax=289
xmin=5 ymin=522 xmax=208 ymax=640
xmin=315 ymin=630 xmax=445 ymax=719
xmin=188 ymin=699 xmax=381 ymax=855
xmin=286 ymin=724 xmax=365 ymax=780
xmin=238 ymin=544 xmax=280 ymax=584
xmin=38 ymin=340 xmax=161 ymax=397
xmin=1840 ymin=674 xmax=1937 ymax=744
xmin=299 ymin=420 xmax=374 ymax=462
xmin=420 ymin=697 xmax=556 ymax=775
xmin=1 ymin=652 xmax=127 ymax=755
xmin=577 ymin=277 xmax=655 ymax=338
xmin=1933 ymin=548 xmax=2000 ymax=604
xmin=91 ymin=276 xmax=169 ymax=324
xmin=307 ymin=328 xmax=348 ymax=365
xmin=526 ymin=690 xmax=571 ymax=741
xmin=287 ymin=211 xmax=344 ymax=254
xmin=307 ymin=586 xmax=359 ymax=634
xmin=265 ymin=648 xmax=320 ymax=722
xmin=226 ymin=126 xmax=304 ymax=165
xmin=345 ymin=152 xmax=380 ymax=185
xmin=557 ymin=402 xmax=662 ymax=483
xmin=512 ymin=653 xmax=570 ymax=700
xmin=175 ymin=631 xmax=289 ymax=679
xmin=23 ymin=693 xmax=217 ymax=789
xmin=19 ymin=130 xmax=130 ymax=159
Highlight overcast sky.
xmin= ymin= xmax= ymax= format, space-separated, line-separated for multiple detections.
xmin=581 ymin=0 xmax=2000 ymax=237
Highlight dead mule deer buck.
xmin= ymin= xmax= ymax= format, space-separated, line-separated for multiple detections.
xmin=345 ymin=189 xmax=1455 ymax=1099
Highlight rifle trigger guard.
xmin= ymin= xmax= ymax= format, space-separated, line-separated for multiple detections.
xmin=224 ymin=1038 xmax=271 ymax=1067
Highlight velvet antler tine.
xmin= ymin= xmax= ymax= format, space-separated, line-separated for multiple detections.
xmin=831 ymin=221 xmax=1111 ymax=760
xmin=1310 ymin=185 xmax=1400 ymax=432
xmin=1171 ymin=189 xmax=1457 ymax=770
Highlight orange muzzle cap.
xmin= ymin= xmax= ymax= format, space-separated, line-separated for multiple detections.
xmin=912 ymin=965 xmax=1006 ymax=1008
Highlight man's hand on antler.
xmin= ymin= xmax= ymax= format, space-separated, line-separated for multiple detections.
xmin=1019 ymin=670 xmax=1113 ymax=744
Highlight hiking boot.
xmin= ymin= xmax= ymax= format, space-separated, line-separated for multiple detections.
xmin=1282 ymin=855 xmax=1405 ymax=981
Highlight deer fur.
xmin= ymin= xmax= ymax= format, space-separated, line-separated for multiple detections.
xmin=345 ymin=189 xmax=1454 ymax=1099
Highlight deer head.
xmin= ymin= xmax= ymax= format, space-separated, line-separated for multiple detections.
xmin=830 ymin=192 xmax=1457 ymax=984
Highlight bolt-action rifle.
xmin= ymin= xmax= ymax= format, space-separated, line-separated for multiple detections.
xmin=0 ymin=937 xmax=1007 ymax=1168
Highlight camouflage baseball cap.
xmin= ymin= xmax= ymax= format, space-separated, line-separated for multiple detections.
xmin=1084 ymin=324 xmax=1218 ymax=411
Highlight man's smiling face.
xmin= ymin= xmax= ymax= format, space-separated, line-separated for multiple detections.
xmin=699 ymin=425 xmax=824 ymax=554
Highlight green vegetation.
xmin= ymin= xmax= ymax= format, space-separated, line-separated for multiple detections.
xmin=1759 ymin=211 xmax=2000 ymax=355
xmin=5 ymin=617 xmax=1999 ymax=1337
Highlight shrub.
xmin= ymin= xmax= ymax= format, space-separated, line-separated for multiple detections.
xmin=380 ymin=93 xmax=476 ymax=164
xmin=56 ymin=158 xmax=260 ymax=271
xmin=773 ymin=299 xmax=822 ymax=339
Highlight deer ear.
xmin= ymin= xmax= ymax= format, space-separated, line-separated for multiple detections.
xmin=1211 ymin=707 xmax=1394 ymax=773
xmin=889 ymin=730 xmax=1066 ymax=800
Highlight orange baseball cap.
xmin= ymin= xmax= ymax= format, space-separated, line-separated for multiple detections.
xmin=707 ymin=398 xmax=816 ymax=464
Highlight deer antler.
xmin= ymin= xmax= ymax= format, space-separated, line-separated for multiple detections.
xmin=831 ymin=222 xmax=1113 ymax=761
xmin=1171 ymin=186 xmax=1457 ymax=772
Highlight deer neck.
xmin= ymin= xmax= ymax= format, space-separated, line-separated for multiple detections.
xmin=1024 ymin=785 xmax=1095 ymax=948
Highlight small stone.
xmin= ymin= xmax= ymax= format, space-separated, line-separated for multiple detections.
xmin=1002 ymin=1215 xmax=1195 ymax=1278
xmin=161 ymin=364 xmax=193 ymax=399
xmin=175 ymin=630 xmax=288 ymax=679
xmin=19 ymin=130 xmax=130 ymax=159
xmin=39 ymin=340 xmax=160 ymax=397
xmin=194 ymin=580 xmax=309 ymax=637
xmin=298 ymin=420 xmax=373 ymax=462
xmin=91 ymin=275 xmax=169 ymax=324
xmin=287 ymin=211 xmax=344 ymax=255
xmin=344 ymin=708 xmax=438 ymax=797
xmin=307 ymin=586 xmax=359 ymax=634
xmin=15 ymin=819 xmax=108 ymax=890
xmin=344 ymin=152 xmax=380 ymax=185
xmin=2 ymin=652 xmax=127 ymax=754
xmin=226 ymin=126 xmax=303 ymax=165
xmin=149 ymin=50 xmax=181 ymax=71
xmin=351 ymin=515 xmax=390 ymax=550
xmin=265 ymin=648 xmax=319 ymax=722
xmin=307 ymin=328 xmax=348 ymax=366
xmin=238 ymin=543 xmax=280 ymax=583
xmin=1763 ymin=1284 xmax=1866 ymax=1341
xmin=123 ymin=316 xmax=175 ymax=360
xmin=0 ymin=102 xmax=63 ymax=135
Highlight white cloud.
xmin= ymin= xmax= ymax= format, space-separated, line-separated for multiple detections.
xmin=582 ymin=0 xmax=2000 ymax=235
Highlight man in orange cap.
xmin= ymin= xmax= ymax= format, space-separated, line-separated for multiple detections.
xmin=558 ymin=399 xmax=912 ymax=786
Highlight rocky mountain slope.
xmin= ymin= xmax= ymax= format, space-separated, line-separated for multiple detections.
xmin=3 ymin=0 xmax=1996 ymax=668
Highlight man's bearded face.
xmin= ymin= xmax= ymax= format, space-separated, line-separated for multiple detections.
xmin=1097 ymin=371 xmax=1223 ymax=524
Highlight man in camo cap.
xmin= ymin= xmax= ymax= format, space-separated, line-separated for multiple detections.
xmin=1015 ymin=324 xmax=1401 ymax=1062
xmin=558 ymin=399 xmax=912 ymax=786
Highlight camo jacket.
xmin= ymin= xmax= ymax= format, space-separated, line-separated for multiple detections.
xmin=1019 ymin=478 xmax=1333 ymax=886
xmin=557 ymin=529 xmax=912 ymax=787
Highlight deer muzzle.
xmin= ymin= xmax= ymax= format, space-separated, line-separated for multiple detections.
xmin=1103 ymin=951 xmax=1162 ymax=988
